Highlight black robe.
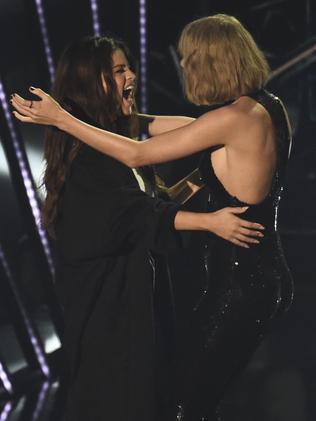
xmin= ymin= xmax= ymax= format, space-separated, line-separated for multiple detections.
xmin=55 ymin=142 xmax=180 ymax=421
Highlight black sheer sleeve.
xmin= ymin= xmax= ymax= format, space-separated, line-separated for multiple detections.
xmin=56 ymin=145 xmax=182 ymax=262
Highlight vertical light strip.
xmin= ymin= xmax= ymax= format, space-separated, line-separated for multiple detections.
xmin=34 ymin=0 xmax=55 ymax=84
xmin=31 ymin=381 xmax=50 ymax=421
xmin=0 ymin=80 xmax=55 ymax=278
xmin=90 ymin=0 xmax=101 ymax=36
xmin=0 ymin=402 xmax=13 ymax=421
xmin=0 ymin=361 xmax=13 ymax=395
xmin=139 ymin=0 xmax=148 ymax=113
xmin=0 ymin=245 xmax=50 ymax=378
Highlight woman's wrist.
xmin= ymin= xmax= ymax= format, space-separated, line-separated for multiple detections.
xmin=56 ymin=108 xmax=71 ymax=130
xmin=198 ymin=212 xmax=215 ymax=232
xmin=174 ymin=210 xmax=214 ymax=232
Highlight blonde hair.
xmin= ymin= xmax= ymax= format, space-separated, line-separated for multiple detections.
xmin=178 ymin=14 xmax=270 ymax=105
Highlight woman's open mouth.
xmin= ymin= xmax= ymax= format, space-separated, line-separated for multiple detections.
xmin=122 ymin=86 xmax=134 ymax=105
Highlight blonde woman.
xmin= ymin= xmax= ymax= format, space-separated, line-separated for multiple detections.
xmin=12 ymin=14 xmax=293 ymax=421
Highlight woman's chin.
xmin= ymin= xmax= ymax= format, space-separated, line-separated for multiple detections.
xmin=121 ymin=104 xmax=132 ymax=116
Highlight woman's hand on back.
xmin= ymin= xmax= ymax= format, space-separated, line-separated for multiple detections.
xmin=205 ymin=207 xmax=264 ymax=248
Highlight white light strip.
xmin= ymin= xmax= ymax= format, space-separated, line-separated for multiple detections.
xmin=0 ymin=245 xmax=50 ymax=378
xmin=139 ymin=0 xmax=148 ymax=113
xmin=90 ymin=0 xmax=101 ymax=36
xmin=0 ymin=80 xmax=55 ymax=277
xmin=0 ymin=402 xmax=13 ymax=421
xmin=0 ymin=139 xmax=9 ymax=176
xmin=0 ymin=362 xmax=13 ymax=395
xmin=34 ymin=0 xmax=55 ymax=84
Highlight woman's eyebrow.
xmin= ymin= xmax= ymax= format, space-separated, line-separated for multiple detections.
xmin=112 ymin=63 xmax=126 ymax=69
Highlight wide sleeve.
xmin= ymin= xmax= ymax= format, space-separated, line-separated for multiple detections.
xmin=107 ymin=185 xmax=182 ymax=254
xmin=55 ymin=145 xmax=182 ymax=262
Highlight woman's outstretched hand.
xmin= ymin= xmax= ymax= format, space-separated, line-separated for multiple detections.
xmin=10 ymin=87 xmax=63 ymax=127
xmin=206 ymin=206 xmax=264 ymax=248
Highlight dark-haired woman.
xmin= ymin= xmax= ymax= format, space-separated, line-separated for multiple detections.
xmin=12 ymin=35 xmax=263 ymax=421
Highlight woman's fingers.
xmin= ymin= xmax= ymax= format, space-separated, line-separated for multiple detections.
xmin=229 ymin=208 xmax=265 ymax=231
xmin=11 ymin=88 xmax=61 ymax=127
xmin=11 ymin=87 xmax=47 ymax=110
xmin=231 ymin=238 xmax=249 ymax=248
xmin=236 ymin=233 xmax=260 ymax=244
xmin=229 ymin=215 xmax=264 ymax=248
xmin=29 ymin=87 xmax=48 ymax=100
xmin=233 ymin=216 xmax=264 ymax=236
xmin=11 ymin=93 xmax=31 ymax=108
xmin=241 ymin=220 xmax=265 ymax=230
xmin=11 ymin=98 xmax=38 ymax=124
xmin=11 ymin=98 xmax=34 ymax=117
xmin=12 ymin=111 xmax=34 ymax=123
xmin=239 ymin=227 xmax=264 ymax=238
xmin=230 ymin=206 xmax=248 ymax=214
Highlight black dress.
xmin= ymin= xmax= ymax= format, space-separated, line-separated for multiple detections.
xmin=54 ymin=140 xmax=180 ymax=421
xmin=176 ymin=90 xmax=294 ymax=421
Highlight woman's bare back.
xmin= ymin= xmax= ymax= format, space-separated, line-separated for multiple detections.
xmin=211 ymin=96 xmax=276 ymax=205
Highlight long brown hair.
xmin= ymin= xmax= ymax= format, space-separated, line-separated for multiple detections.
xmin=42 ymin=36 xmax=137 ymax=235
xmin=178 ymin=14 xmax=270 ymax=105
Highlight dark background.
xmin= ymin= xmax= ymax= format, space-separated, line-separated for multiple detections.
xmin=0 ymin=0 xmax=315 ymax=420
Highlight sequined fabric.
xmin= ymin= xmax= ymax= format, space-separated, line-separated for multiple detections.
xmin=176 ymin=90 xmax=294 ymax=421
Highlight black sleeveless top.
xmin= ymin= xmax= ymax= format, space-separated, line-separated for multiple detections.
xmin=175 ymin=91 xmax=294 ymax=421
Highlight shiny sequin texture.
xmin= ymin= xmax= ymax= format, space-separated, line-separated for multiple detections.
xmin=175 ymin=90 xmax=294 ymax=421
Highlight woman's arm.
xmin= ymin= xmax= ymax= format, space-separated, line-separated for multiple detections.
xmin=12 ymin=88 xmax=238 ymax=167
xmin=138 ymin=113 xmax=195 ymax=136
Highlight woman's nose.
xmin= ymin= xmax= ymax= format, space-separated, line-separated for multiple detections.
xmin=126 ymin=68 xmax=136 ymax=81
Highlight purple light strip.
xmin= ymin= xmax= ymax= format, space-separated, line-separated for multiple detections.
xmin=0 ymin=245 xmax=50 ymax=378
xmin=139 ymin=0 xmax=148 ymax=113
xmin=0 ymin=402 xmax=13 ymax=421
xmin=34 ymin=0 xmax=55 ymax=84
xmin=31 ymin=381 xmax=50 ymax=421
xmin=90 ymin=0 xmax=101 ymax=36
xmin=0 ymin=80 xmax=55 ymax=277
xmin=0 ymin=361 xmax=13 ymax=395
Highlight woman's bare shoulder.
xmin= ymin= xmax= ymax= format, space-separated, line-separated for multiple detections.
xmin=232 ymin=96 xmax=272 ymax=126
xmin=197 ymin=101 xmax=241 ymax=127
xmin=196 ymin=99 xmax=256 ymax=139
xmin=195 ymin=96 xmax=272 ymax=150
xmin=225 ymin=97 xmax=274 ymax=148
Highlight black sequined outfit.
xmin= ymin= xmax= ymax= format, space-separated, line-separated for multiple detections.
xmin=176 ymin=90 xmax=294 ymax=421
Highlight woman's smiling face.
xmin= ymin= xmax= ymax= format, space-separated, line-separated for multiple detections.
xmin=109 ymin=49 xmax=136 ymax=116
